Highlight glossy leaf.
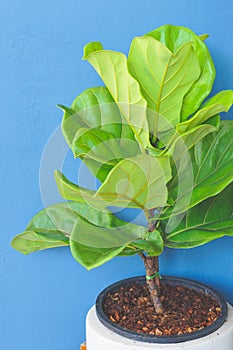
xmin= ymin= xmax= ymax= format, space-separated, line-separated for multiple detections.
xmin=11 ymin=202 xmax=79 ymax=254
xmin=70 ymin=220 xmax=163 ymax=268
xmin=55 ymin=153 xmax=171 ymax=210
xmin=70 ymin=240 xmax=125 ymax=270
xmin=132 ymin=230 xmax=164 ymax=256
xmin=68 ymin=205 xmax=147 ymax=269
xmin=26 ymin=202 xmax=79 ymax=233
xmin=146 ymin=24 xmax=216 ymax=119
xmin=97 ymin=154 xmax=172 ymax=210
xmin=162 ymin=183 xmax=233 ymax=247
xmin=83 ymin=43 xmax=150 ymax=150
xmin=12 ymin=199 xmax=149 ymax=255
xmin=79 ymin=159 xmax=113 ymax=183
xmin=11 ymin=231 xmax=69 ymax=254
xmin=169 ymin=119 xmax=219 ymax=155
xmin=60 ymin=86 xmax=123 ymax=147
xmin=118 ymin=246 xmax=143 ymax=256
xmin=60 ymin=87 xmax=138 ymax=182
xmin=199 ymin=34 xmax=209 ymax=41
xmin=71 ymin=217 xmax=146 ymax=248
xmin=72 ymin=127 xmax=140 ymax=164
xmin=176 ymin=90 xmax=233 ymax=133
xmin=54 ymin=170 xmax=106 ymax=209
xmin=128 ymin=37 xmax=200 ymax=133
xmin=54 ymin=170 xmax=138 ymax=209
xmin=27 ymin=201 xmax=140 ymax=231
xmin=69 ymin=87 xmax=136 ymax=142
xmin=162 ymin=121 xmax=233 ymax=219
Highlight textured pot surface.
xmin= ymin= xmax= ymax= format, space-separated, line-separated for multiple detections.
xmin=86 ymin=304 xmax=233 ymax=350
xmin=86 ymin=276 xmax=233 ymax=349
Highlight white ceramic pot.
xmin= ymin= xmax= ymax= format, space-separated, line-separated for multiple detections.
xmin=86 ymin=276 xmax=233 ymax=350
xmin=86 ymin=303 xmax=233 ymax=349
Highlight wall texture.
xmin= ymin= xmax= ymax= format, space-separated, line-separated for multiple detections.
xmin=1 ymin=0 xmax=233 ymax=349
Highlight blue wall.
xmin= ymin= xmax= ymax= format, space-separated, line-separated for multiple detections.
xmin=1 ymin=0 xmax=233 ymax=349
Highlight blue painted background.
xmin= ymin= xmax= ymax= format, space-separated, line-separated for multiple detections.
xmin=1 ymin=0 xmax=233 ymax=349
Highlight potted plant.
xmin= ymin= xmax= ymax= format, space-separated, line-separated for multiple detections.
xmin=12 ymin=24 xmax=233 ymax=349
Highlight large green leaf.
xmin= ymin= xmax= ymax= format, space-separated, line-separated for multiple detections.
xmin=68 ymin=205 xmax=147 ymax=270
xmin=11 ymin=231 xmax=69 ymax=254
xmin=177 ymin=90 xmax=233 ymax=133
xmin=168 ymin=118 xmax=219 ymax=156
xmin=132 ymin=230 xmax=164 ymax=256
xmin=12 ymin=199 xmax=148 ymax=255
xmin=70 ymin=240 xmax=125 ymax=270
xmin=146 ymin=24 xmax=216 ymax=120
xmin=70 ymin=219 xmax=162 ymax=269
xmin=72 ymin=127 xmax=140 ymax=165
xmin=54 ymin=170 xmax=137 ymax=208
xmin=60 ymin=87 xmax=139 ymax=182
xmin=118 ymin=246 xmax=143 ymax=256
xmin=83 ymin=43 xmax=149 ymax=150
xmin=162 ymin=183 xmax=233 ymax=247
xmin=161 ymin=120 xmax=233 ymax=219
xmin=69 ymin=87 xmax=136 ymax=142
xmin=54 ymin=170 xmax=106 ymax=209
xmin=26 ymin=201 xmax=140 ymax=231
xmin=128 ymin=37 xmax=200 ymax=134
xmin=60 ymin=86 xmax=124 ymax=147
xmin=55 ymin=153 xmax=171 ymax=210
xmin=97 ymin=154 xmax=172 ymax=210
xmin=71 ymin=217 xmax=146 ymax=248
xmin=26 ymin=202 xmax=79 ymax=233
xmin=11 ymin=202 xmax=78 ymax=254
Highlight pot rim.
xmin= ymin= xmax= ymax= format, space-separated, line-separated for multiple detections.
xmin=95 ymin=275 xmax=228 ymax=344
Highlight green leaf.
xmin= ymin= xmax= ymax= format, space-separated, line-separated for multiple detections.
xmin=83 ymin=41 xmax=103 ymax=56
xmin=199 ymin=33 xmax=209 ymax=41
xmin=60 ymin=86 xmax=124 ymax=147
xmin=54 ymin=170 xmax=138 ymax=209
xmin=55 ymin=153 xmax=171 ymax=210
xmin=11 ymin=231 xmax=69 ymax=255
xmin=79 ymin=159 xmax=113 ymax=183
xmin=12 ymin=198 xmax=148 ymax=255
xmin=118 ymin=246 xmax=143 ymax=256
xmin=26 ymin=202 xmax=79 ymax=233
xmin=60 ymin=86 xmax=141 ymax=182
xmin=162 ymin=120 xmax=233 ymax=218
xmin=71 ymin=217 xmax=146 ymax=248
xmin=97 ymin=154 xmax=172 ymax=210
xmin=69 ymin=213 xmax=147 ymax=269
xmin=83 ymin=44 xmax=149 ymax=150
xmin=70 ymin=240 xmax=125 ymax=270
xmin=128 ymin=37 xmax=200 ymax=133
xmin=27 ymin=201 xmax=138 ymax=231
xmin=72 ymin=127 xmax=140 ymax=164
xmin=169 ymin=121 xmax=219 ymax=156
xmin=11 ymin=202 xmax=80 ymax=254
xmin=65 ymin=202 xmax=134 ymax=229
xmin=146 ymin=24 xmax=216 ymax=120
xmin=176 ymin=90 xmax=233 ymax=133
xmin=162 ymin=183 xmax=233 ymax=248
xmin=54 ymin=170 xmax=106 ymax=209
xmin=60 ymin=87 xmax=134 ymax=182
xmin=132 ymin=230 xmax=164 ymax=256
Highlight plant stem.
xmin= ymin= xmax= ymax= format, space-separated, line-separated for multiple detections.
xmin=139 ymin=208 xmax=164 ymax=315
xmin=144 ymin=256 xmax=163 ymax=315
xmin=138 ymin=252 xmax=146 ymax=262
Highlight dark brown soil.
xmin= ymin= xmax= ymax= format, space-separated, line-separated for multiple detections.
xmin=103 ymin=281 xmax=221 ymax=336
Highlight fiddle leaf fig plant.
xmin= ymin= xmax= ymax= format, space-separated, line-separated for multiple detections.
xmin=12 ymin=24 xmax=233 ymax=315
